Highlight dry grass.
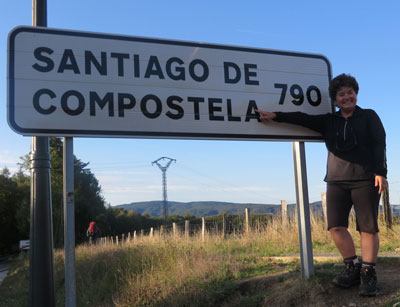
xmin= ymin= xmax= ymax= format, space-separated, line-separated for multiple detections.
xmin=68 ymin=215 xmax=399 ymax=306
xmin=1 ymin=215 xmax=399 ymax=306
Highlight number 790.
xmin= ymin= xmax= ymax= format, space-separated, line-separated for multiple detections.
xmin=274 ymin=83 xmax=322 ymax=106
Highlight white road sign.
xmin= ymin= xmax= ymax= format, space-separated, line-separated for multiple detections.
xmin=8 ymin=26 xmax=332 ymax=140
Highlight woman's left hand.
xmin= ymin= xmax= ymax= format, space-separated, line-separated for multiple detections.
xmin=375 ymin=175 xmax=387 ymax=194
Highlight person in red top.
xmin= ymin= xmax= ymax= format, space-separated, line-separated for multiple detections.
xmin=86 ymin=221 xmax=101 ymax=244
xmin=256 ymin=74 xmax=387 ymax=297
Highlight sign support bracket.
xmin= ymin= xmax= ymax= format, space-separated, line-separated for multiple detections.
xmin=63 ymin=137 xmax=76 ymax=307
xmin=292 ymin=141 xmax=314 ymax=279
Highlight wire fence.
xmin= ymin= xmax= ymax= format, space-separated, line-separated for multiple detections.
xmin=89 ymin=192 xmax=396 ymax=247
xmin=93 ymin=204 xmax=302 ymax=246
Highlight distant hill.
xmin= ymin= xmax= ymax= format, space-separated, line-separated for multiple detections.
xmin=115 ymin=200 xmax=400 ymax=218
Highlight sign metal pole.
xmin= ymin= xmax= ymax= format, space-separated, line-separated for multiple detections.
xmin=63 ymin=137 xmax=76 ymax=307
xmin=292 ymin=141 xmax=314 ymax=279
xmin=30 ymin=0 xmax=55 ymax=306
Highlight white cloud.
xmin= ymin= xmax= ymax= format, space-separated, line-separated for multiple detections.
xmin=105 ymin=184 xmax=160 ymax=193
xmin=95 ymin=169 xmax=152 ymax=176
xmin=219 ymin=186 xmax=272 ymax=192
xmin=0 ymin=150 xmax=22 ymax=174
xmin=0 ymin=150 xmax=20 ymax=165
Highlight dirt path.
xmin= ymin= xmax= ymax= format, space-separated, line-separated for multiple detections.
xmin=235 ymin=255 xmax=400 ymax=307
xmin=317 ymin=263 xmax=400 ymax=307
xmin=0 ymin=259 xmax=11 ymax=286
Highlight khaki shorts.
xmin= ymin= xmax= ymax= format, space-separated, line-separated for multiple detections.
xmin=326 ymin=181 xmax=381 ymax=233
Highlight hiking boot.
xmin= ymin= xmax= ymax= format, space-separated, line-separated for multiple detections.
xmin=332 ymin=261 xmax=361 ymax=288
xmin=359 ymin=266 xmax=377 ymax=297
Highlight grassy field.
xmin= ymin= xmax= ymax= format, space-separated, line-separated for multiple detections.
xmin=1 ymin=216 xmax=399 ymax=306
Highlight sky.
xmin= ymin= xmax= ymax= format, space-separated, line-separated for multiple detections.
xmin=1 ymin=0 xmax=400 ymax=207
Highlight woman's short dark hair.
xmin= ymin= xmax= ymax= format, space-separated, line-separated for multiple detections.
xmin=329 ymin=73 xmax=359 ymax=101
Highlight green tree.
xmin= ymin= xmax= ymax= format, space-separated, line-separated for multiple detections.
xmin=74 ymin=157 xmax=106 ymax=243
xmin=13 ymin=138 xmax=175 ymax=246
xmin=48 ymin=138 xmax=107 ymax=245
xmin=0 ymin=168 xmax=28 ymax=254
xmin=18 ymin=138 xmax=107 ymax=246
xmin=12 ymin=170 xmax=31 ymax=238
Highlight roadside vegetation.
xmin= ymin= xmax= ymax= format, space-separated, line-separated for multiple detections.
xmin=0 ymin=137 xmax=179 ymax=255
xmin=1 ymin=215 xmax=399 ymax=306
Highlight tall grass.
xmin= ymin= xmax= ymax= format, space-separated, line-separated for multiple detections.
xmin=67 ymin=215 xmax=400 ymax=306
xmin=1 ymin=215 xmax=399 ymax=306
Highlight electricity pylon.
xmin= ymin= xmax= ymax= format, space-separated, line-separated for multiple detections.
xmin=152 ymin=157 xmax=176 ymax=225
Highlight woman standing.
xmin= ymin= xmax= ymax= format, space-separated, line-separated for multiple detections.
xmin=256 ymin=74 xmax=387 ymax=297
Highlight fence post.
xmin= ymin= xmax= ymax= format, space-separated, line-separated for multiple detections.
xmin=150 ymin=227 xmax=154 ymax=238
xmin=309 ymin=205 xmax=316 ymax=226
xmin=222 ymin=213 xmax=226 ymax=239
xmin=185 ymin=220 xmax=190 ymax=239
xmin=172 ymin=223 xmax=177 ymax=237
xmin=159 ymin=225 xmax=164 ymax=237
xmin=122 ymin=233 xmax=125 ymax=243
xmin=133 ymin=231 xmax=137 ymax=241
xmin=245 ymin=208 xmax=250 ymax=234
xmin=111 ymin=236 xmax=114 ymax=245
xmin=321 ymin=192 xmax=327 ymax=225
xmin=281 ymin=200 xmax=288 ymax=226
xmin=116 ymin=236 xmax=119 ymax=246
xmin=202 ymin=217 xmax=206 ymax=242
xmin=127 ymin=232 xmax=131 ymax=242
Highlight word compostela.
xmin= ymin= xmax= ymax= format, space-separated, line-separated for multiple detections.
xmin=33 ymin=89 xmax=261 ymax=122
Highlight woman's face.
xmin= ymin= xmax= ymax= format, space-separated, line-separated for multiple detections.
xmin=335 ymin=86 xmax=357 ymax=113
